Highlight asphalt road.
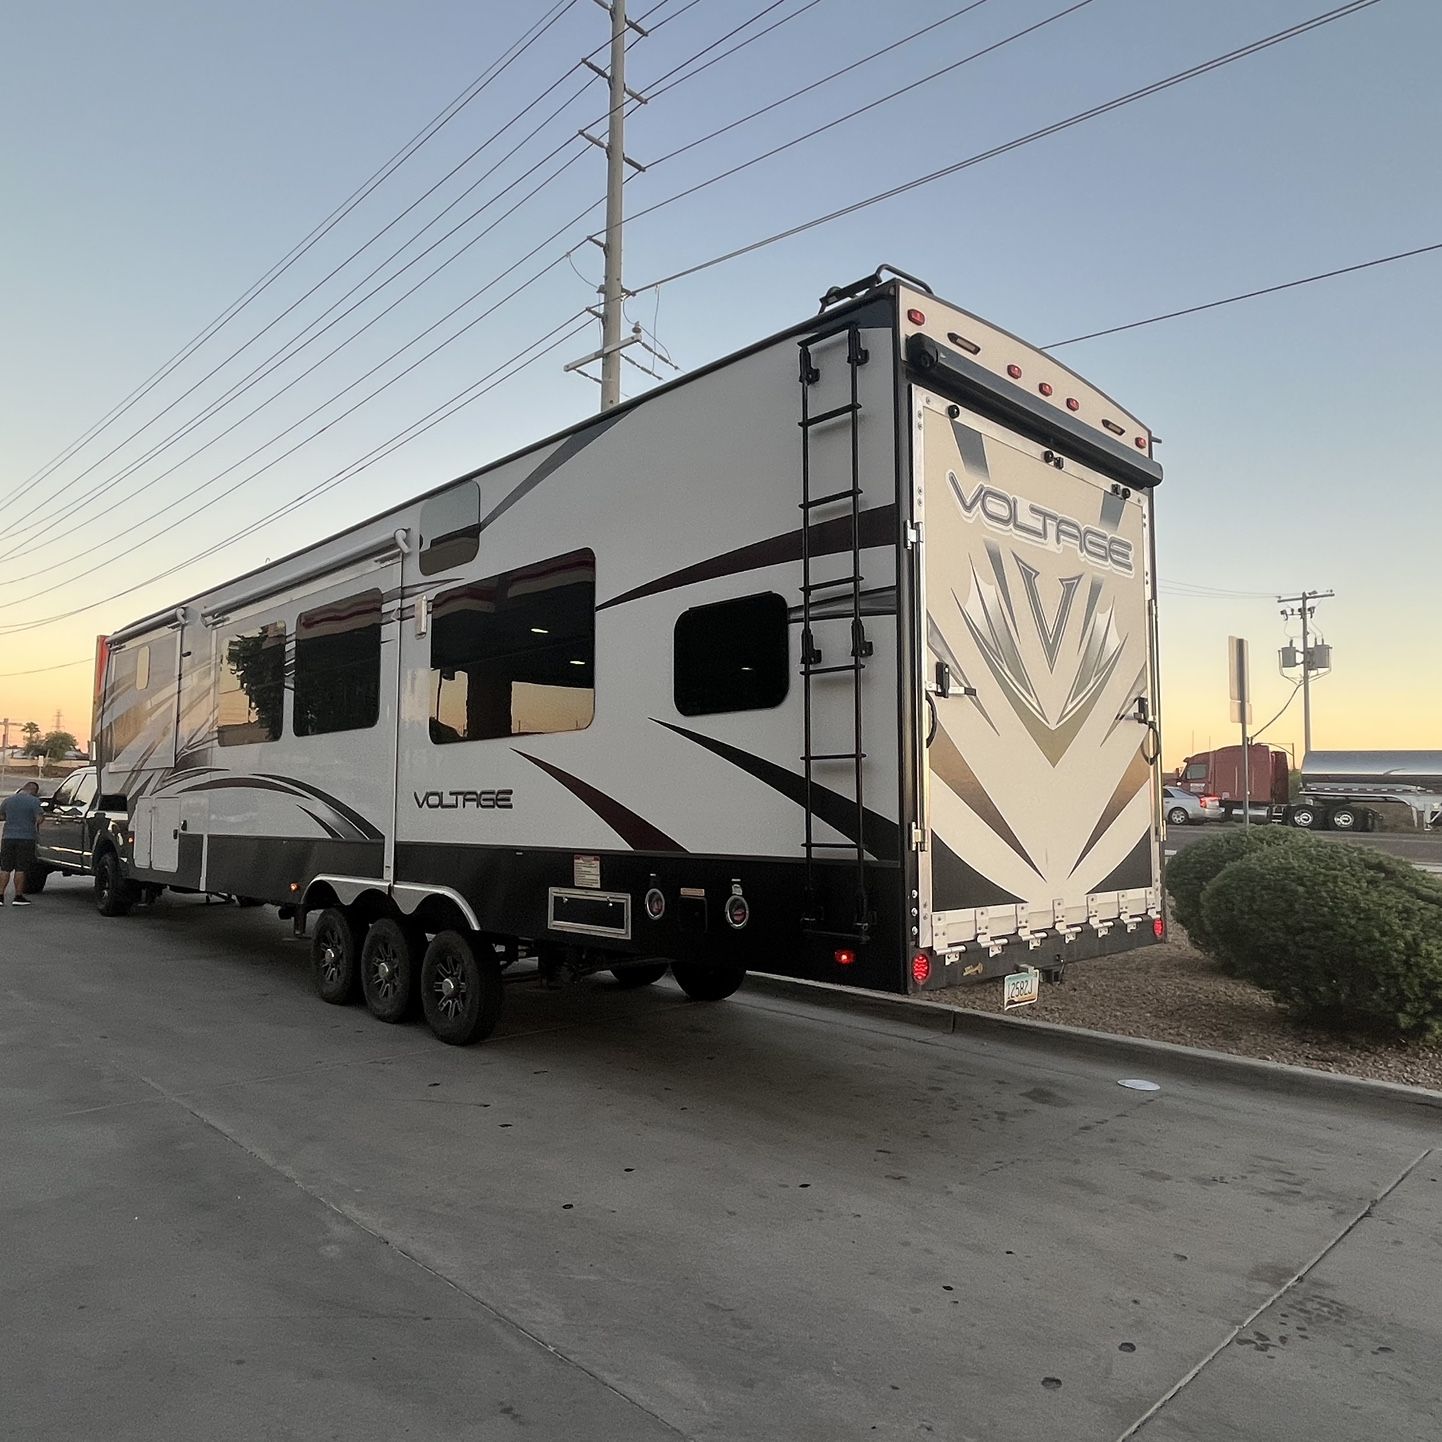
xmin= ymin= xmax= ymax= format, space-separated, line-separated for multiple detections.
xmin=3 ymin=878 xmax=1439 ymax=1441
xmin=1167 ymin=820 xmax=1442 ymax=871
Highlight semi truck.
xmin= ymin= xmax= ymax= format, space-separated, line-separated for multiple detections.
xmin=1176 ymin=745 xmax=1441 ymax=831
xmin=86 ymin=267 xmax=1168 ymax=1045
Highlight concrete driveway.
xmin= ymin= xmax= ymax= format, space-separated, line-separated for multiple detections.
xmin=2 ymin=878 xmax=1437 ymax=1441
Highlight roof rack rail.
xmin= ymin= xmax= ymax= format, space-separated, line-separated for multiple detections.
xmin=817 ymin=264 xmax=933 ymax=312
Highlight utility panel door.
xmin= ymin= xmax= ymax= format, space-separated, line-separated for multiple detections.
xmin=912 ymin=389 xmax=1161 ymax=960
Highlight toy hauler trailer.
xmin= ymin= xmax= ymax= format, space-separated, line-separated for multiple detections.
xmin=93 ymin=268 xmax=1166 ymax=1045
xmin=1284 ymin=752 xmax=1442 ymax=832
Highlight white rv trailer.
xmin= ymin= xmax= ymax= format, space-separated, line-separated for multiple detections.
xmin=94 ymin=268 xmax=1166 ymax=1044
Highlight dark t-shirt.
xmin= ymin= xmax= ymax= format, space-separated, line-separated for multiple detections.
xmin=0 ymin=792 xmax=43 ymax=840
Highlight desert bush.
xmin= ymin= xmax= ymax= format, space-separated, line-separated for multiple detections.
xmin=1201 ymin=843 xmax=1442 ymax=1039
xmin=1165 ymin=827 xmax=1317 ymax=961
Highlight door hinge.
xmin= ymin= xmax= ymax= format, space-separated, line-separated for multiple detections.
xmin=911 ymin=824 xmax=926 ymax=851
xmin=906 ymin=521 xmax=923 ymax=547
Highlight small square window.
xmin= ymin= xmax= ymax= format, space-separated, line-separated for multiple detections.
xmin=674 ymin=592 xmax=790 ymax=716
xmin=218 ymin=622 xmax=287 ymax=746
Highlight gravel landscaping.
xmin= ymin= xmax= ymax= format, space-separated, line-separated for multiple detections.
xmin=931 ymin=930 xmax=1442 ymax=1091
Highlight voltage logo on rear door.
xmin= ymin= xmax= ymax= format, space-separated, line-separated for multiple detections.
xmin=949 ymin=473 xmax=1134 ymax=576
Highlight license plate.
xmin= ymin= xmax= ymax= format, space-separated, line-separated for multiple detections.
xmin=1003 ymin=968 xmax=1040 ymax=1011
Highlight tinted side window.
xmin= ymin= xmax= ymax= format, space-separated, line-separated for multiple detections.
xmin=104 ymin=643 xmax=155 ymax=757
xmin=73 ymin=771 xmax=99 ymax=809
xmin=50 ymin=774 xmax=79 ymax=808
xmin=1184 ymin=761 xmax=1208 ymax=781
xmin=294 ymin=591 xmax=382 ymax=737
xmin=674 ymin=592 xmax=790 ymax=717
xmin=218 ymin=623 xmax=286 ymax=746
xmin=419 ymin=483 xmax=481 ymax=577
xmin=430 ymin=550 xmax=595 ymax=743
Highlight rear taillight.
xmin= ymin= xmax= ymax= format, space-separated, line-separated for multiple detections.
xmin=912 ymin=952 xmax=932 ymax=985
xmin=1153 ymin=917 xmax=1166 ymax=939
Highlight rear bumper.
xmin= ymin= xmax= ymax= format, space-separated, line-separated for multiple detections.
xmin=912 ymin=919 xmax=1166 ymax=990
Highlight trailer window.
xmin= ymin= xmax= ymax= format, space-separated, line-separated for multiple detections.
xmin=419 ymin=483 xmax=481 ymax=577
xmin=674 ymin=592 xmax=790 ymax=717
xmin=429 ymin=550 xmax=595 ymax=743
xmin=102 ymin=642 xmax=158 ymax=758
xmin=218 ymin=622 xmax=286 ymax=746
xmin=294 ymin=591 xmax=382 ymax=737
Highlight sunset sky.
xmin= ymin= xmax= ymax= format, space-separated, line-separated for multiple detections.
xmin=3 ymin=0 xmax=1438 ymax=765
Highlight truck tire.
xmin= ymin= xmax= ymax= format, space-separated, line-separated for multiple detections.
xmin=1290 ymin=806 xmax=1319 ymax=829
xmin=360 ymin=917 xmax=423 ymax=1023
xmin=1329 ymin=805 xmax=1359 ymax=831
xmin=670 ymin=959 xmax=747 ymax=1002
xmin=1166 ymin=806 xmax=1190 ymax=827
xmin=421 ymin=930 xmax=503 ymax=1046
xmin=610 ymin=961 xmax=670 ymax=988
xmin=25 ymin=866 xmax=50 ymax=894
xmin=94 ymin=850 xmax=137 ymax=917
xmin=311 ymin=907 xmax=363 ymax=1005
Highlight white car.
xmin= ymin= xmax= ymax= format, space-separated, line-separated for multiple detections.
xmin=1163 ymin=786 xmax=1219 ymax=826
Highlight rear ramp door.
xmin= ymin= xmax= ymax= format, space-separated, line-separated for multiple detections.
xmin=913 ymin=390 xmax=1161 ymax=970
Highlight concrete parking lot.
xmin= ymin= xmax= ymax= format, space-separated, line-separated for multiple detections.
xmin=3 ymin=878 xmax=1438 ymax=1441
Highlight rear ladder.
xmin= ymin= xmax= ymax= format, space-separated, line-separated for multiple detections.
xmin=798 ymin=321 xmax=873 ymax=940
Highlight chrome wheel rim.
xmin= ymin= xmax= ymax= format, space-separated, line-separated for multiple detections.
xmin=369 ymin=939 xmax=403 ymax=1002
xmin=433 ymin=955 xmax=469 ymax=1021
xmin=318 ymin=935 xmax=343 ymax=986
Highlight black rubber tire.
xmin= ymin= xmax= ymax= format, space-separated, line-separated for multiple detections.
xmin=25 ymin=866 xmax=50 ymax=894
xmin=420 ymin=930 xmax=503 ymax=1046
xmin=311 ymin=906 xmax=364 ymax=1005
xmin=1166 ymin=807 xmax=1190 ymax=827
xmin=610 ymin=961 xmax=670 ymax=989
xmin=94 ymin=850 xmax=136 ymax=917
xmin=360 ymin=917 xmax=423 ymax=1023
xmin=1330 ymin=806 xmax=1358 ymax=831
xmin=670 ymin=959 xmax=747 ymax=1002
xmin=1291 ymin=807 xmax=1318 ymax=829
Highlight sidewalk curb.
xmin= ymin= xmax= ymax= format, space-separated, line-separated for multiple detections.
xmin=748 ymin=973 xmax=1442 ymax=1118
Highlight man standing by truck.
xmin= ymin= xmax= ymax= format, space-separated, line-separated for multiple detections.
xmin=0 ymin=780 xmax=43 ymax=906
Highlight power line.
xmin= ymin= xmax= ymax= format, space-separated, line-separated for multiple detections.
xmin=13 ymin=0 xmax=582 ymax=500
xmin=3 ymin=0 xmax=781 ymax=557
xmin=0 ymin=314 xmax=594 ymax=638
xmin=0 ymin=657 xmax=91 ymax=679
xmin=1048 ymin=242 xmax=1442 ymax=347
xmin=3 ymin=36 xmax=604 ymax=546
xmin=648 ymin=0 xmax=1000 ymax=161
xmin=622 ymin=0 xmax=1092 ymax=234
xmin=634 ymin=0 xmax=1382 ymax=293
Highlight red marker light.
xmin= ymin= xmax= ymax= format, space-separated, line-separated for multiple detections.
xmin=1038 ymin=382 xmax=1053 ymax=396
xmin=1065 ymin=397 xmax=1080 ymax=412
xmin=1153 ymin=918 xmax=1166 ymax=939
xmin=911 ymin=952 xmax=932 ymax=985
xmin=1006 ymin=364 xmax=1022 ymax=379
xmin=834 ymin=948 xmax=855 ymax=967
xmin=1135 ymin=436 xmax=1148 ymax=449
xmin=906 ymin=308 xmax=926 ymax=325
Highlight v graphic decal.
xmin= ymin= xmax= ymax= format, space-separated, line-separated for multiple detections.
xmin=1016 ymin=559 xmax=1081 ymax=671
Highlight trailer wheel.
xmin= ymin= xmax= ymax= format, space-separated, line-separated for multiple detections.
xmin=311 ymin=907 xmax=363 ymax=1005
xmin=421 ymin=930 xmax=503 ymax=1046
xmin=94 ymin=850 xmax=137 ymax=917
xmin=610 ymin=961 xmax=670 ymax=989
xmin=1290 ymin=806 xmax=1319 ymax=829
xmin=670 ymin=959 xmax=747 ymax=1002
xmin=1330 ymin=805 xmax=1359 ymax=831
xmin=1166 ymin=806 xmax=1190 ymax=827
xmin=360 ymin=917 xmax=423 ymax=1023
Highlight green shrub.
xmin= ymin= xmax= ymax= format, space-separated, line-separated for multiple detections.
xmin=1165 ymin=827 xmax=1317 ymax=960
xmin=1201 ymin=844 xmax=1442 ymax=1039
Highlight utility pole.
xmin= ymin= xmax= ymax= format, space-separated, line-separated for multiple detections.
xmin=566 ymin=0 xmax=649 ymax=407
xmin=1 ymin=718 xmax=9 ymax=783
xmin=1278 ymin=589 xmax=1334 ymax=758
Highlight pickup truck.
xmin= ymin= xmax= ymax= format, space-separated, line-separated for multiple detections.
xmin=30 ymin=766 xmax=132 ymax=907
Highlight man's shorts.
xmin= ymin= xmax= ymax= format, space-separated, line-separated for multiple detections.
xmin=0 ymin=838 xmax=37 ymax=872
